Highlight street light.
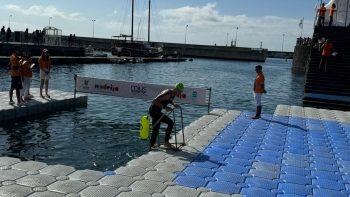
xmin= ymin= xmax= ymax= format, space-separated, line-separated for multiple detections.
xmin=235 ymin=27 xmax=238 ymax=46
xmin=9 ymin=15 xmax=12 ymax=28
xmin=282 ymin=34 xmax=285 ymax=52
xmin=92 ymin=20 xmax=96 ymax=45
xmin=49 ymin=17 xmax=52 ymax=28
xmin=226 ymin=33 xmax=229 ymax=46
xmin=184 ymin=25 xmax=188 ymax=44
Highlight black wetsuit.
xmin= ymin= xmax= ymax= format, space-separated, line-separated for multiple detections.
xmin=149 ymin=90 xmax=175 ymax=147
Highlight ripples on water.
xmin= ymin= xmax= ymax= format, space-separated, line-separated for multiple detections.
xmin=0 ymin=58 xmax=305 ymax=171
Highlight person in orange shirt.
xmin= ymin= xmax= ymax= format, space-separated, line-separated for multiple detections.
xmin=329 ymin=3 xmax=337 ymax=26
xmin=9 ymin=45 xmax=23 ymax=105
xmin=319 ymin=39 xmax=334 ymax=72
xmin=318 ymin=3 xmax=326 ymax=26
xmin=20 ymin=52 xmax=33 ymax=100
xmin=252 ymin=65 xmax=267 ymax=119
xmin=38 ymin=48 xmax=51 ymax=98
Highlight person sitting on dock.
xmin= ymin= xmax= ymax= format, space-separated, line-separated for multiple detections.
xmin=149 ymin=83 xmax=184 ymax=150
xmin=319 ymin=39 xmax=334 ymax=72
xmin=8 ymin=45 xmax=23 ymax=105
xmin=38 ymin=48 xmax=51 ymax=98
xmin=252 ymin=65 xmax=266 ymax=119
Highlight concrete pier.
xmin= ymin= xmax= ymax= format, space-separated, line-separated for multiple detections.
xmin=1 ymin=105 xmax=350 ymax=196
xmin=0 ymin=88 xmax=87 ymax=122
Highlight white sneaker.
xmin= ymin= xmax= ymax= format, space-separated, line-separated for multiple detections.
xmin=9 ymin=101 xmax=15 ymax=105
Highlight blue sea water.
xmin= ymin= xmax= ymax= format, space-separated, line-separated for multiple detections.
xmin=0 ymin=58 xmax=305 ymax=171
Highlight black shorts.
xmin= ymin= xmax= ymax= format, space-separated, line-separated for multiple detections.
xmin=11 ymin=76 xmax=22 ymax=90
xmin=322 ymin=56 xmax=330 ymax=62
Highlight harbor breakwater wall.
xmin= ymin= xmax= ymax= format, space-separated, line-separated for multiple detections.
xmin=162 ymin=43 xmax=267 ymax=62
xmin=292 ymin=46 xmax=312 ymax=71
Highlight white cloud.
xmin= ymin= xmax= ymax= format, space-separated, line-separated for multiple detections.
xmin=2 ymin=4 xmax=86 ymax=21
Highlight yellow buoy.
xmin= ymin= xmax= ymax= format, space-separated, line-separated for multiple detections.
xmin=140 ymin=116 xmax=150 ymax=140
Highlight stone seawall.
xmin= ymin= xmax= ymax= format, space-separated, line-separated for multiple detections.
xmin=292 ymin=45 xmax=312 ymax=71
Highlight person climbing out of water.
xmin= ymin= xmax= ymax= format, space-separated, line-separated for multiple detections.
xmin=149 ymin=83 xmax=184 ymax=150
xmin=252 ymin=65 xmax=266 ymax=119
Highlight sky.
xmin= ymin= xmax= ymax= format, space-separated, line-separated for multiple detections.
xmin=0 ymin=0 xmax=326 ymax=52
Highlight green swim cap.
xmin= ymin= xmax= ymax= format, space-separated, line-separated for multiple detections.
xmin=175 ymin=82 xmax=184 ymax=91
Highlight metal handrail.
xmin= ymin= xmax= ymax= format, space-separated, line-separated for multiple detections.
xmin=149 ymin=106 xmax=185 ymax=151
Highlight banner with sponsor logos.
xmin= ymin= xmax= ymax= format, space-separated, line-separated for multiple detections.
xmin=75 ymin=76 xmax=208 ymax=105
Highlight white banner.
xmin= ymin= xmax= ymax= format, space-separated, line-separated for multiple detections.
xmin=75 ymin=76 xmax=208 ymax=105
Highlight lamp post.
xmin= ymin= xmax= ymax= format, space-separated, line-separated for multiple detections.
xmin=235 ymin=27 xmax=238 ymax=46
xmin=282 ymin=34 xmax=285 ymax=52
xmin=9 ymin=15 xmax=12 ymax=28
xmin=92 ymin=20 xmax=96 ymax=45
xmin=184 ymin=25 xmax=188 ymax=44
xmin=49 ymin=17 xmax=52 ymax=28
xmin=226 ymin=33 xmax=229 ymax=46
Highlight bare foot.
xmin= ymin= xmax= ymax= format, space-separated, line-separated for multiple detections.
xmin=163 ymin=142 xmax=176 ymax=150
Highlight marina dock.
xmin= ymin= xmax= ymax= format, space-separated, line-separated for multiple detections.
xmin=0 ymin=88 xmax=87 ymax=122
xmin=1 ymin=105 xmax=350 ymax=196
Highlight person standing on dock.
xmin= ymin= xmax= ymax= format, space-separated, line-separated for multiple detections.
xmin=329 ymin=3 xmax=337 ymax=26
xmin=252 ymin=65 xmax=266 ymax=119
xmin=149 ymin=83 xmax=184 ymax=150
xmin=38 ymin=48 xmax=51 ymax=98
xmin=20 ymin=52 xmax=33 ymax=100
xmin=1 ymin=26 xmax=5 ymax=44
xmin=319 ymin=39 xmax=334 ymax=72
xmin=8 ymin=45 xmax=23 ymax=105
xmin=317 ymin=3 xmax=326 ymax=26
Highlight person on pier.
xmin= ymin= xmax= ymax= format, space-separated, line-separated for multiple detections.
xmin=20 ymin=52 xmax=33 ymax=100
xmin=317 ymin=3 xmax=326 ymax=26
xmin=38 ymin=48 xmax=51 ymax=98
xmin=8 ymin=45 xmax=24 ymax=105
xmin=252 ymin=65 xmax=267 ymax=119
xmin=329 ymin=3 xmax=337 ymax=27
xmin=149 ymin=83 xmax=184 ymax=150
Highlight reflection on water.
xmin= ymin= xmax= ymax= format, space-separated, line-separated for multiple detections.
xmin=0 ymin=58 xmax=305 ymax=171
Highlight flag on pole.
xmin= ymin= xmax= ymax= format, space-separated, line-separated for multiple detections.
xmin=299 ymin=17 xmax=304 ymax=29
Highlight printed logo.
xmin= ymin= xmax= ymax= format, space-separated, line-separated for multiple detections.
xmin=191 ymin=91 xmax=198 ymax=102
xmin=181 ymin=94 xmax=186 ymax=98
xmin=95 ymin=84 xmax=119 ymax=92
xmin=83 ymin=80 xmax=89 ymax=89
xmin=130 ymin=85 xmax=147 ymax=97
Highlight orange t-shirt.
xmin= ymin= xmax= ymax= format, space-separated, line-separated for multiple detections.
xmin=254 ymin=73 xmax=265 ymax=93
xmin=319 ymin=7 xmax=326 ymax=17
xmin=38 ymin=57 xmax=51 ymax=69
xmin=322 ymin=43 xmax=333 ymax=56
xmin=10 ymin=54 xmax=21 ymax=76
xmin=330 ymin=8 xmax=335 ymax=16
xmin=20 ymin=59 xmax=32 ymax=78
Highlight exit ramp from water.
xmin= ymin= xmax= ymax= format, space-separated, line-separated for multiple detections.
xmin=0 ymin=88 xmax=87 ymax=122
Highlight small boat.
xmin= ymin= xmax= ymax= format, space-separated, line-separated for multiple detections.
xmin=85 ymin=45 xmax=108 ymax=57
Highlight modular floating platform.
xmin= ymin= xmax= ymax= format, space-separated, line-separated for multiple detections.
xmin=1 ymin=103 xmax=350 ymax=196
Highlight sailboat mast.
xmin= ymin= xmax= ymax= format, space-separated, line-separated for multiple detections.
xmin=131 ymin=0 xmax=134 ymax=42
xmin=148 ymin=0 xmax=150 ymax=42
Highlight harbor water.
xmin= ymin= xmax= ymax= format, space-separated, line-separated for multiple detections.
xmin=0 ymin=58 xmax=305 ymax=171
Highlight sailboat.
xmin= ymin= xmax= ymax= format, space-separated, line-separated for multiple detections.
xmin=111 ymin=0 xmax=162 ymax=57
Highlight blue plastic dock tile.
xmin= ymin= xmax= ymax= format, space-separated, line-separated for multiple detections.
xmin=234 ymin=145 xmax=258 ymax=154
xmin=312 ymin=178 xmax=345 ymax=190
xmin=174 ymin=175 xmax=208 ymax=188
xmin=194 ymin=154 xmax=225 ymax=162
xmin=284 ymin=142 xmax=308 ymax=149
xmin=276 ymin=194 xmax=304 ymax=197
xmin=240 ymin=187 xmax=276 ymax=197
xmin=204 ymin=147 xmax=230 ymax=156
xmin=335 ymin=154 xmax=350 ymax=161
xmin=338 ymin=160 xmax=350 ymax=167
xmin=260 ymin=144 xmax=284 ymax=152
xmin=214 ymin=137 xmax=238 ymax=144
xmin=191 ymin=161 xmax=220 ymax=169
xmin=253 ymin=162 xmax=281 ymax=171
xmin=230 ymin=151 xmax=255 ymax=160
xmin=213 ymin=172 xmax=245 ymax=184
xmin=237 ymin=141 xmax=260 ymax=148
xmin=209 ymin=142 xmax=234 ymax=150
xmin=224 ymin=157 xmax=252 ymax=166
xmin=309 ymin=145 xmax=332 ymax=153
xmin=280 ymin=174 xmax=311 ymax=185
xmin=244 ymin=177 xmax=278 ymax=190
xmin=311 ymin=170 xmax=342 ymax=181
xmin=310 ymin=157 xmax=337 ymax=165
xmin=282 ymin=159 xmax=309 ymax=168
xmin=255 ymin=156 xmax=282 ymax=164
xmin=313 ymin=188 xmax=348 ymax=197
xmin=281 ymin=166 xmax=310 ymax=176
xmin=183 ymin=167 xmax=214 ymax=178
xmin=206 ymin=180 xmax=241 ymax=195
xmin=283 ymin=153 xmax=309 ymax=161
xmin=219 ymin=164 xmax=249 ymax=174
xmin=258 ymin=150 xmax=283 ymax=158
xmin=284 ymin=148 xmax=309 ymax=155
xmin=240 ymin=136 xmax=262 ymax=143
xmin=310 ymin=163 xmax=339 ymax=172
xmin=339 ymin=167 xmax=350 ymax=174
xmin=249 ymin=169 xmax=280 ymax=179
xmin=278 ymin=183 xmax=312 ymax=196
xmin=263 ymin=139 xmax=286 ymax=146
